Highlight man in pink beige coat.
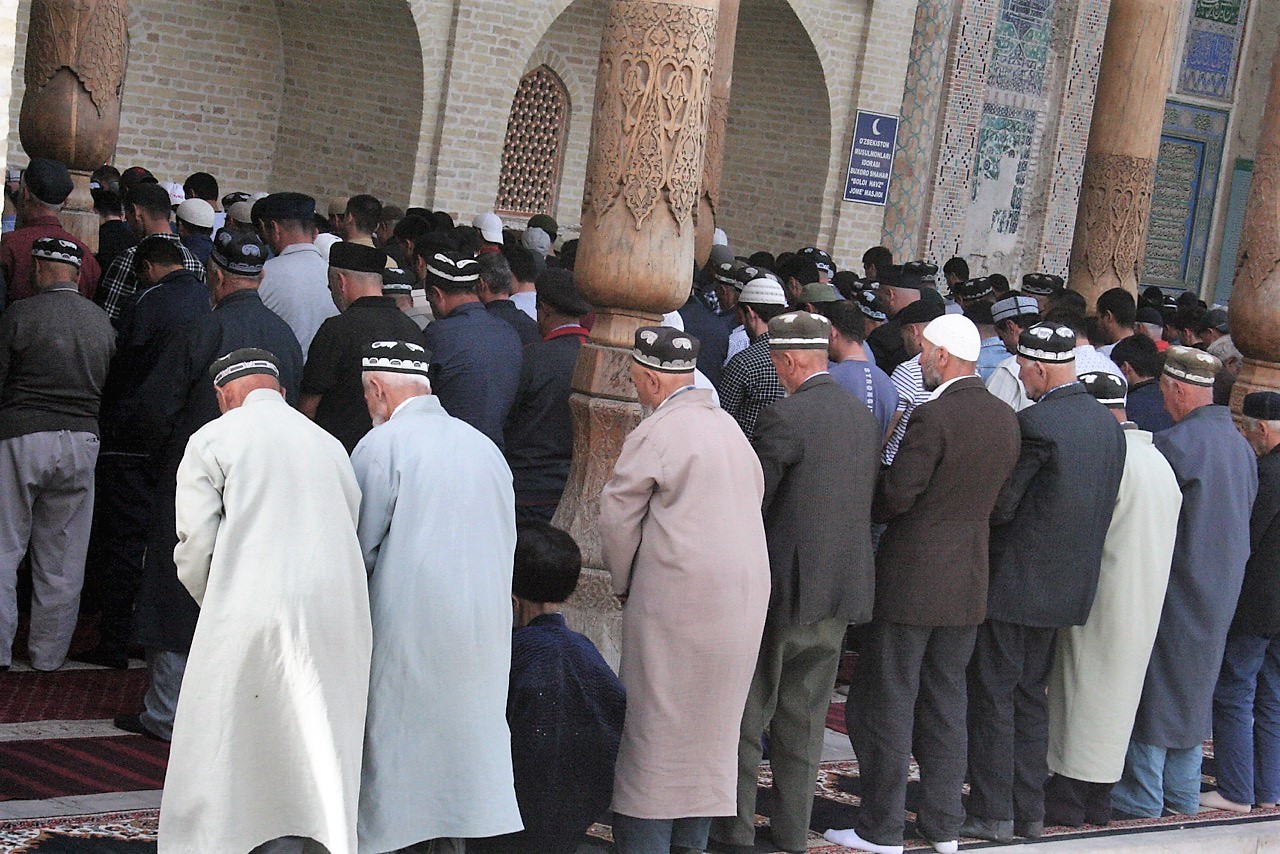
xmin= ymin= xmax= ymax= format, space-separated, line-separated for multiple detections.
xmin=601 ymin=326 xmax=771 ymax=854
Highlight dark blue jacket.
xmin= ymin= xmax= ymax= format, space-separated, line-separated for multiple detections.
xmin=1126 ymin=378 xmax=1173 ymax=433
xmin=423 ymin=300 xmax=522 ymax=448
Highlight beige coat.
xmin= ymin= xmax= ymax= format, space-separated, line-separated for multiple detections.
xmin=601 ymin=388 xmax=771 ymax=819
xmin=1047 ymin=427 xmax=1181 ymax=782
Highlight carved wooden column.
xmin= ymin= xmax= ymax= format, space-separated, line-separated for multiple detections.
xmin=1228 ymin=33 xmax=1280 ymax=412
xmin=1067 ymin=0 xmax=1177 ymax=310
xmin=555 ymin=0 xmax=718 ymax=665
xmin=693 ymin=0 xmax=737 ymax=267
xmin=19 ymin=0 xmax=129 ymax=251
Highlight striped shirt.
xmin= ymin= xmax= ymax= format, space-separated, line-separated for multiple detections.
xmin=883 ymin=354 xmax=929 ymax=465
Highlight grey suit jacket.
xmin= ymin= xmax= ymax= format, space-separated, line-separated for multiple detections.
xmin=752 ymin=372 xmax=881 ymax=626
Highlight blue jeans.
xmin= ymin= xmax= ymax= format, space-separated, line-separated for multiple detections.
xmin=611 ymin=814 xmax=711 ymax=854
xmin=1212 ymin=632 xmax=1280 ymax=805
xmin=1111 ymin=740 xmax=1202 ymax=817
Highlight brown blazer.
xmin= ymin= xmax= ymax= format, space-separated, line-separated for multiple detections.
xmin=872 ymin=376 xmax=1020 ymax=626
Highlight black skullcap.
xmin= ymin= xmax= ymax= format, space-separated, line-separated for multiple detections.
xmin=956 ymin=276 xmax=994 ymax=301
xmin=899 ymin=261 xmax=939 ymax=290
xmin=209 ymin=348 xmax=281 ymax=387
xmin=1022 ymin=273 xmax=1065 ymax=296
xmin=255 ymin=192 xmax=316 ymax=223
xmin=329 ymin=241 xmax=387 ymax=274
xmin=210 ymin=230 xmax=268 ymax=275
xmin=1017 ymin=323 xmax=1076 ymax=363
xmin=797 ymin=246 xmax=835 ymax=276
xmin=1079 ymin=371 xmax=1127 ymax=407
xmin=632 ymin=326 xmax=699 ymax=373
xmin=536 ymin=268 xmax=591 ymax=317
xmin=382 ymin=266 xmax=415 ymax=295
xmin=1243 ymin=392 xmax=1280 ymax=421
xmin=23 ymin=158 xmax=74 ymax=205
xmin=857 ymin=288 xmax=888 ymax=322
xmin=362 ymin=340 xmax=430 ymax=376
xmin=895 ymin=298 xmax=945 ymax=326
xmin=31 ymin=236 xmax=82 ymax=267
xmin=423 ymin=251 xmax=481 ymax=291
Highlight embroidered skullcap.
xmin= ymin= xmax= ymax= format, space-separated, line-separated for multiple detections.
xmin=706 ymin=243 xmax=734 ymax=270
xmin=1163 ymin=344 xmax=1221 ymax=387
xmin=209 ymin=348 xmax=281 ymax=387
xmin=895 ymin=298 xmax=945 ymax=326
xmin=922 ymin=314 xmax=981 ymax=362
xmin=857 ymin=288 xmax=888 ymax=322
xmin=472 ymin=211 xmax=503 ymax=244
xmin=797 ymin=281 xmax=841 ymax=304
xmin=1079 ymin=371 xmax=1127 ymax=408
xmin=1243 ymin=392 xmax=1280 ymax=421
xmin=632 ymin=326 xmax=699 ymax=373
xmin=1017 ymin=323 xmax=1076 ymax=363
xmin=956 ymin=276 xmax=994 ymax=301
xmin=992 ymin=295 xmax=1041 ymax=324
xmin=210 ymin=230 xmax=267 ymax=275
xmin=899 ymin=260 xmax=939 ymax=291
xmin=329 ymin=242 xmax=387 ymax=274
xmin=31 ymin=237 xmax=82 ymax=267
xmin=222 ymin=191 xmax=251 ymax=208
xmin=797 ymin=246 xmax=835 ymax=277
xmin=422 ymin=251 xmax=480 ymax=291
xmin=1021 ymin=272 xmax=1065 ymax=296
xmin=23 ymin=158 xmax=74 ymax=205
xmin=714 ymin=259 xmax=747 ymax=289
xmin=381 ymin=266 xmax=415 ymax=295
xmin=768 ymin=311 xmax=831 ymax=350
xmin=739 ymin=277 xmax=788 ymax=307
xmin=362 ymin=340 xmax=430 ymax=376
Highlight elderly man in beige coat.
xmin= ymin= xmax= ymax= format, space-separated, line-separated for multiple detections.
xmin=601 ymin=326 xmax=771 ymax=854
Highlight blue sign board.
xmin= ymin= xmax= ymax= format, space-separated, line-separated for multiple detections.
xmin=844 ymin=110 xmax=899 ymax=206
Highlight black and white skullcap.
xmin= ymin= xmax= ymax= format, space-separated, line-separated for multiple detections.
xmin=1079 ymin=371 xmax=1128 ymax=407
xmin=423 ymin=251 xmax=480 ymax=292
xmin=632 ymin=326 xmax=699 ymax=373
xmin=361 ymin=340 xmax=430 ymax=376
xmin=31 ymin=237 xmax=82 ymax=267
xmin=208 ymin=348 xmax=281 ymax=387
xmin=1016 ymin=323 xmax=1076 ymax=363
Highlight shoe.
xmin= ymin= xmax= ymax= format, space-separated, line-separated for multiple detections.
xmin=1199 ymin=790 xmax=1250 ymax=814
xmin=113 ymin=713 xmax=167 ymax=742
xmin=821 ymin=827 xmax=902 ymax=854
xmin=915 ymin=826 xmax=957 ymax=854
xmin=1258 ymin=802 xmax=1277 ymax=810
xmin=71 ymin=646 xmax=129 ymax=669
xmin=958 ymin=816 xmax=1014 ymax=843
xmin=1013 ymin=820 xmax=1043 ymax=838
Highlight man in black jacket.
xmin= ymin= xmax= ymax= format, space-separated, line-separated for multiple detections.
xmin=964 ymin=323 xmax=1125 ymax=842
xmin=712 ymin=311 xmax=880 ymax=854
xmin=503 ymin=269 xmax=591 ymax=522
xmin=75 ymin=235 xmax=212 ymax=668
xmin=114 ymin=230 xmax=303 ymax=741
xmin=1201 ymin=391 xmax=1280 ymax=813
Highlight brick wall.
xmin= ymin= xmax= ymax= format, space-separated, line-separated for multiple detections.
xmin=271 ymin=0 xmax=423 ymax=207
xmin=8 ymin=0 xmax=285 ymax=190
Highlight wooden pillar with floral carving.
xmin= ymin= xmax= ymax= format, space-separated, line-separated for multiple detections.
xmin=554 ymin=0 xmax=718 ymax=664
xmin=19 ymin=0 xmax=129 ymax=251
xmin=1228 ymin=33 xmax=1280 ymax=413
xmin=694 ymin=0 xmax=738 ymax=267
xmin=1067 ymin=0 xmax=1177 ymax=310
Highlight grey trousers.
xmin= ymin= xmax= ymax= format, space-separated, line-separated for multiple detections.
xmin=141 ymin=648 xmax=187 ymax=740
xmin=711 ymin=615 xmax=847 ymax=851
xmin=0 ymin=430 xmax=99 ymax=669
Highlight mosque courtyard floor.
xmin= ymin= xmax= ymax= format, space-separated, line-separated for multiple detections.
xmin=1 ymin=652 xmax=1279 ymax=852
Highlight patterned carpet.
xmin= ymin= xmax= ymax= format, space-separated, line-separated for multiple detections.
xmin=0 ymin=669 xmax=148 ymax=724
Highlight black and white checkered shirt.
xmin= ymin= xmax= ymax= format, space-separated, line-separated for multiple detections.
xmin=717 ymin=332 xmax=785 ymax=440
xmin=96 ymin=232 xmax=205 ymax=324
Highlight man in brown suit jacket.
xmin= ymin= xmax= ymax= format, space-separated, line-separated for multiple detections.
xmin=826 ymin=315 xmax=1020 ymax=854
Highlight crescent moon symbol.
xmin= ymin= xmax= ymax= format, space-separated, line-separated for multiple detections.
xmin=872 ymin=118 xmax=881 ymax=136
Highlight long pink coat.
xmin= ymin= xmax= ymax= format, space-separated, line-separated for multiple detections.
xmin=601 ymin=388 xmax=771 ymax=819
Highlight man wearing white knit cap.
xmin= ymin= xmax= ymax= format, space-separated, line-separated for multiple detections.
xmin=827 ymin=314 xmax=1021 ymax=854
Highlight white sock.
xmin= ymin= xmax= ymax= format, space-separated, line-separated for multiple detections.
xmin=823 ymin=827 xmax=904 ymax=854
xmin=930 ymin=840 xmax=958 ymax=854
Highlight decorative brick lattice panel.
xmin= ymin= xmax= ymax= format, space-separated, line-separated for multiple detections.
xmin=496 ymin=65 xmax=569 ymax=218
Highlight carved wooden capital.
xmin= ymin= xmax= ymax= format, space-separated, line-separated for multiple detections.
xmin=1074 ymin=154 xmax=1155 ymax=288
xmin=25 ymin=0 xmax=127 ymax=116
xmin=584 ymin=0 xmax=718 ymax=233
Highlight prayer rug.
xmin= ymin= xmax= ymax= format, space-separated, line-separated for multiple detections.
xmin=826 ymin=701 xmax=847 ymax=735
xmin=0 ymin=736 xmax=168 ymax=801
xmin=0 ymin=669 xmax=148 ymax=724
xmin=0 ymin=810 xmax=157 ymax=852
